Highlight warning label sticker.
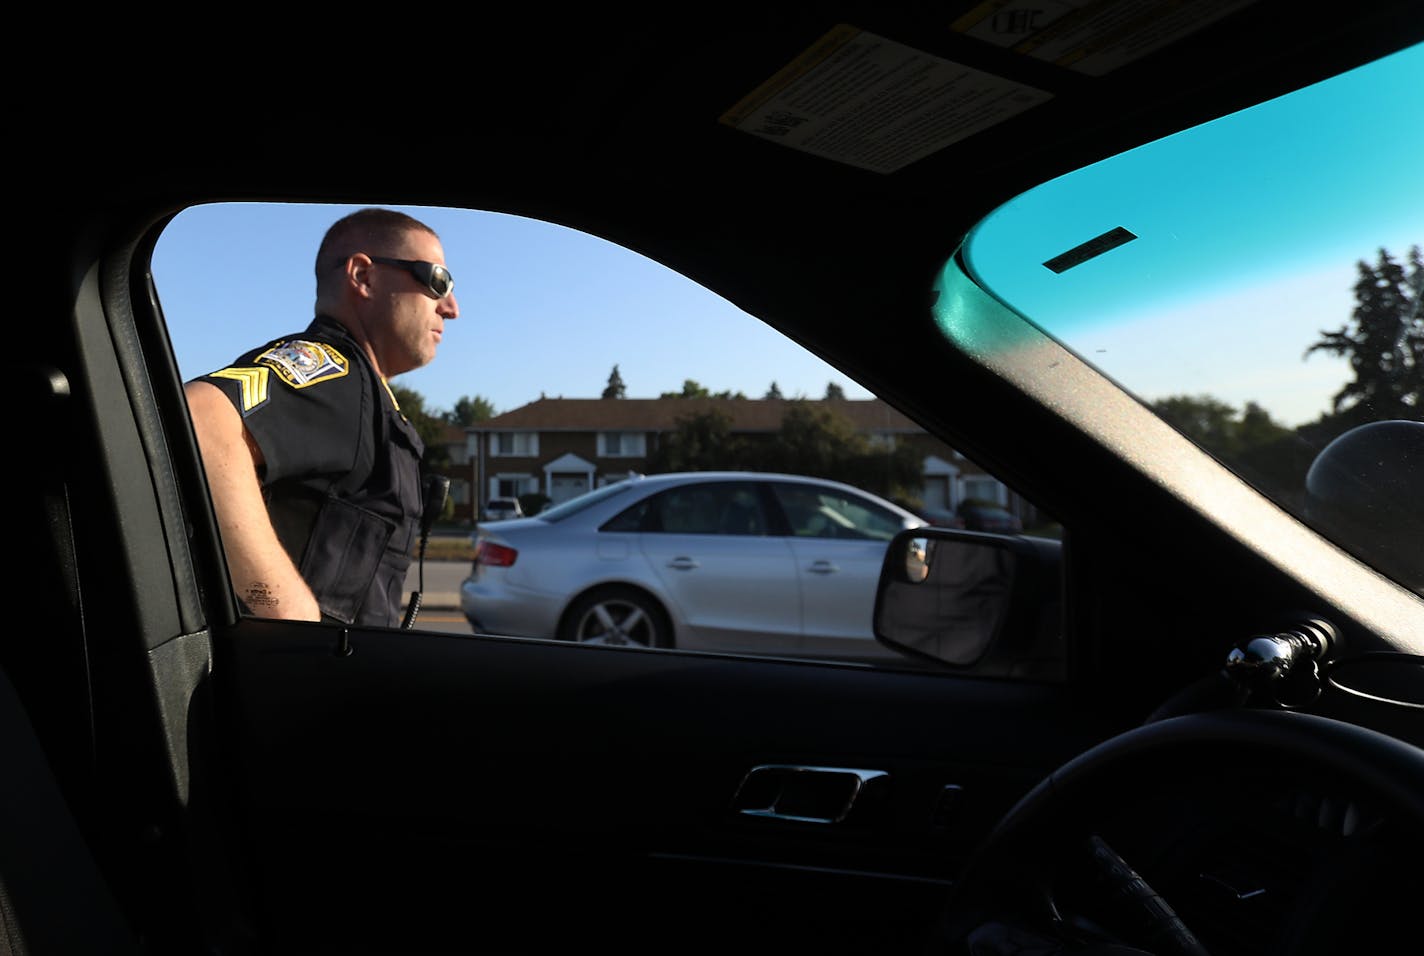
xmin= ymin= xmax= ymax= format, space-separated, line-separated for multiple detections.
xmin=951 ymin=0 xmax=1259 ymax=76
xmin=720 ymin=24 xmax=1053 ymax=175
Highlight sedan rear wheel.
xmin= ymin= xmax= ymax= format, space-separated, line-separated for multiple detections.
xmin=561 ymin=586 xmax=671 ymax=649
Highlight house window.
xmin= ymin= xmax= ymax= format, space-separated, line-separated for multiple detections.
xmin=867 ymin=431 xmax=896 ymax=449
xmin=497 ymin=476 xmax=533 ymax=498
xmin=492 ymin=432 xmax=538 ymax=457
xmin=599 ymin=431 xmax=646 ymax=457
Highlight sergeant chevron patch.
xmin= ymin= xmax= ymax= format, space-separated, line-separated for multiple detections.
xmin=210 ymin=366 xmax=271 ymax=412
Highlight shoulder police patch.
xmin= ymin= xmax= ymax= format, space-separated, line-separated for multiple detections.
xmin=255 ymin=340 xmax=350 ymax=387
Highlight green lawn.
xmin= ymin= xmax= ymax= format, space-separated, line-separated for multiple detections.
xmin=418 ymin=536 xmax=476 ymax=562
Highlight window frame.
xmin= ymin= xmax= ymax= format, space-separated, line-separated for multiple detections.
xmin=598 ymin=431 xmax=647 ymax=458
xmin=491 ymin=432 xmax=539 ymax=457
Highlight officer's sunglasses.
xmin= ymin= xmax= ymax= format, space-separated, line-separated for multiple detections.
xmin=369 ymin=256 xmax=455 ymax=299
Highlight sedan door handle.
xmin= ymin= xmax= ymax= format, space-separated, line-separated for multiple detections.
xmin=732 ymin=764 xmax=888 ymax=824
xmin=667 ymin=557 xmax=699 ymax=570
xmin=807 ymin=560 xmax=840 ymax=574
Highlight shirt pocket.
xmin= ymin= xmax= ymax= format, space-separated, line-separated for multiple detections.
xmin=300 ymin=495 xmax=396 ymax=624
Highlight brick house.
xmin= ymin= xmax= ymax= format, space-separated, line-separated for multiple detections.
xmin=436 ymin=397 xmax=1031 ymax=525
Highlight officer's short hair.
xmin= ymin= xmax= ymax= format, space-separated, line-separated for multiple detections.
xmin=315 ymin=208 xmax=439 ymax=279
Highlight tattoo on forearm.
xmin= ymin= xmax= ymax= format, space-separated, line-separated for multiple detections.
xmin=245 ymin=582 xmax=278 ymax=608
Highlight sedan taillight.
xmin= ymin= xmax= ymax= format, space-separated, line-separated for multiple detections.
xmin=475 ymin=540 xmax=518 ymax=568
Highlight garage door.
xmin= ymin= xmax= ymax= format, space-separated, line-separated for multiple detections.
xmin=549 ymin=473 xmax=591 ymax=504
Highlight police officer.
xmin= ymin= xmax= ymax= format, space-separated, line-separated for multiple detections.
xmin=185 ymin=208 xmax=458 ymax=626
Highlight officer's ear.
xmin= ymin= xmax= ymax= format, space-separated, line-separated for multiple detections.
xmin=349 ymin=253 xmax=373 ymax=287
xmin=343 ymin=253 xmax=379 ymax=300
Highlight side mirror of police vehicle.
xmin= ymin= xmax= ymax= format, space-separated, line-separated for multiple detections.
xmin=874 ymin=528 xmax=1065 ymax=678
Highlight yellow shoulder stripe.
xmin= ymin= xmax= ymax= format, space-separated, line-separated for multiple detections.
xmin=210 ymin=366 xmax=270 ymax=412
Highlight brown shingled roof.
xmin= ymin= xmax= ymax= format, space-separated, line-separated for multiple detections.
xmin=470 ymin=398 xmax=925 ymax=433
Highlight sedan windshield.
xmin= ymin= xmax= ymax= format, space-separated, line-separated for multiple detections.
xmin=958 ymin=41 xmax=1423 ymax=593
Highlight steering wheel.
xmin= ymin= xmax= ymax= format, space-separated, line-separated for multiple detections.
xmin=934 ymin=709 xmax=1424 ymax=955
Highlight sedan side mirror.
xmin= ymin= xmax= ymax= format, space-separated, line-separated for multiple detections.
xmin=874 ymin=528 xmax=1064 ymax=678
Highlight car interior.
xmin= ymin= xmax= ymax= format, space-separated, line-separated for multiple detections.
xmin=13 ymin=4 xmax=1424 ymax=955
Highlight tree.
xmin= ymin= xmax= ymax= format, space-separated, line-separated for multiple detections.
xmin=1152 ymin=249 xmax=1423 ymax=514
xmin=1305 ymin=245 xmax=1423 ymax=424
xmin=1149 ymin=395 xmax=1293 ymax=455
xmin=443 ymin=394 xmax=497 ymax=426
xmin=758 ymin=402 xmax=864 ymax=475
xmin=1234 ymin=400 xmax=1315 ymax=511
xmin=659 ymin=379 xmax=746 ymax=400
xmin=602 ymin=365 xmax=627 ymax=399
xmin=1150 ymin=394 xmax=1243 ymax=452
xmin=824 ymin=382 xmax=846 ymax=400
xmin=660 ymin=379 xmax=709 ymax=399
xmin=764 ymin=381 xmax=784 ymax=400
xmin=1237 ymin=401 xmax=1293 ymax=449
xmin=1150 ymin=394 xmax=1304 ymax=506
xmin=390 ymin=385 xmax=452 ymax=467
xmin=752 ymin=402 xmax=920 ymax=499
xmin=644 ymin=410 xmax=745 ymax=473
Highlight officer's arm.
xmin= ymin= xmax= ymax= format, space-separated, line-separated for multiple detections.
xmin=184 ymin=380 xmax=322 ymax=621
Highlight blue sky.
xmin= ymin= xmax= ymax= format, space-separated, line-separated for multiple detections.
xmin=961 ymin=41 xmax=1423 ymax=426
xmin=154 ymin=202 xmax=872 ymax=418
xmin=153 ymin=42 xmax=1420 ymax=428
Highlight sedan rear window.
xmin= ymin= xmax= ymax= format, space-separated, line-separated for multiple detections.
xmin=537 ymin=481 xmax=637 ymax=522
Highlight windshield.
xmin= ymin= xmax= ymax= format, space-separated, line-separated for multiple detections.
xmin=958 ymin=41 xmax=1423 ymax=594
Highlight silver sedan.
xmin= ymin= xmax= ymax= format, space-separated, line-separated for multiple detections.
xmin=460 ymin=471 xmax=927 ymax=660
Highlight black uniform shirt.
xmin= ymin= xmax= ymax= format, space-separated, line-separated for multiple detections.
xmin=199 ymin=314 xmax=425 ymax=626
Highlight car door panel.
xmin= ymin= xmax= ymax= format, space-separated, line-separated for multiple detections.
xmin=763 ymin=479 xmax=918 ymax=658
xmin=639 ymin=531 xmax=802 ymax=651
xmin=785 ymin=536 xmax=899 ymax=655
xmin=212 ymin=618 xmax=1121 ymax=952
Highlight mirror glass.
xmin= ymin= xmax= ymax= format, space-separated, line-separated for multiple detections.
xmin=878 ymin=533 xmax=1016 ymax=666
xmin=876 ymin=528 xmax=1064 ymax=676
